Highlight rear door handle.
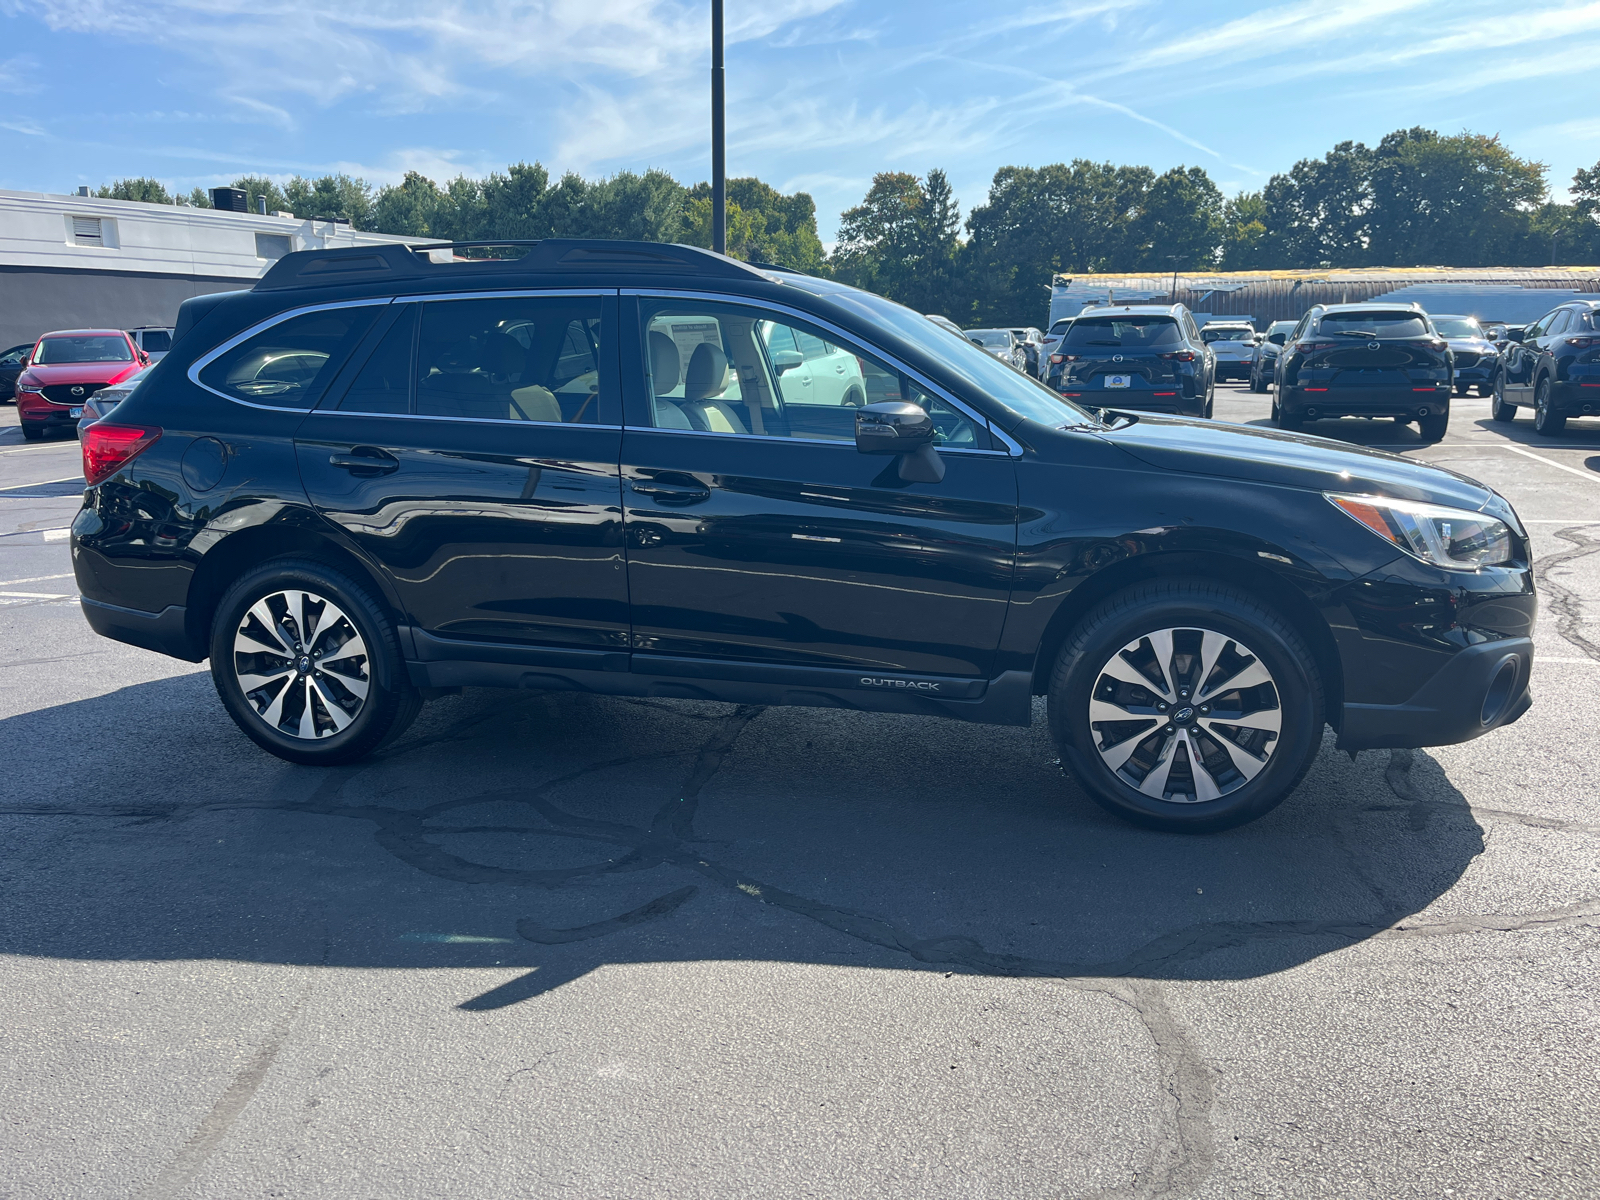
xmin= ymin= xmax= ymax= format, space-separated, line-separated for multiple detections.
xmin=630 ymin=477 xmax=710 ymax=506
xmin=328 ymin=448 xmax=399 ymax=475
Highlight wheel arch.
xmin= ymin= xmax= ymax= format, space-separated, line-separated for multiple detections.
xmin=1027 ymin=551 xmax=1344 ymax=719
xmin=185 ymin=520 xmax=405 ymax=656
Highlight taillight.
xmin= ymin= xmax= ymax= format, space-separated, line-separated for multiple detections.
xmin=82 ymin=423 xmax=161 ymax=485
xmin=1296 ymin=341 xmax=1335 ymax=353
xmin=1160 ymin=351 xmax=1195 ymax=362
xmin=1568 ymin=336 xmax=1600 ymax=349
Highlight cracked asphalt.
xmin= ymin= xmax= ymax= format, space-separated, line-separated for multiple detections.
xmin=1 ymin=386 xmax=1597 ymax=1200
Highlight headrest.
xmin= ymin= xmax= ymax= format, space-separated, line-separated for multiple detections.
xmin=683 ymin=342 xmax=729 ymax=402
xmin=649 ymin=330 xmax=680 ymax=392
xmin=482 ymin=331 xmax=525 ymax=377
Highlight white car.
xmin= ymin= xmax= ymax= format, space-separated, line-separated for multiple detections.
xmin=966 ymin=328 xmax=1027 ymax=372
xmin=761 ymin=321 xmax=868 ymax=408
xmin=127 ymin=327 xmax=175 ymax=363
xmin=1200 ymin=322 xmax=1259 ymax=383
xmin=1010 ymin=326 xmax=1045 ymax=377
xmin=1038 ymin=317 xmax=1074 ymax=370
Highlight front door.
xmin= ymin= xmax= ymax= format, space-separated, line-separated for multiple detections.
xmin=296 ymin=293 xmax=629 ymax=653
xmin=620 ymin=296 xmax=1018 ymax=681
xmin=1504 ymin=312 xmax=1553 ymax=401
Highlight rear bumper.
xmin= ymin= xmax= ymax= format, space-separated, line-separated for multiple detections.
xmin=1553 ymin=373 xmax=1600 ymax=412
xmin=1337 ymin=637 xmax=1532 ymax=751
xmin=80 ymin=597 xmax=204 ymax=662
xmin=1282 ymin=384 xmax=1450 ymax=418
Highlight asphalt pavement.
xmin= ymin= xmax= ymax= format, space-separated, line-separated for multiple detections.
xmin=1 ymin=387 xmax=1597 ymax=1200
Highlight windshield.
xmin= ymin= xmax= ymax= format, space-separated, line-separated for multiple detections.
xmin=1201 ymin=327 xmax=1254 ymax=343
xmin=32 ymin=335 xmax=133 ymax=364
xmin=1432 ymin=318 xmax=1485 ymax=338
xmin=1062 ymin=317 xmax=1182 ymax=349
xmin=819 ymin=288 xmax=1098 ymax=428
xmin=970 ymin=331 xmax=1012 ymax=348
xmin=1317 ymin=311 xmax=1429 ymax=338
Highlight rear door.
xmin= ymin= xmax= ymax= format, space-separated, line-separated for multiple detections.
xmin=296 ymin=291 xmax=630 ymax=655
xmin=1504 ymin=313 xmax=1551 ymax=400
xmin=620 ymin=293 xmax=1017 ymax=684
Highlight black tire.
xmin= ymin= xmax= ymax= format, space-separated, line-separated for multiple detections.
xmin=20 ymin=423 xmax=43 ymax=441
xmin=1489 ymin=372 xmax=1516 ymax=423
xmin=1417 ymin=410 xmax=1449 ymax=442
xmin=1276 ymin=403 xmax=1304 ymax=432
xmin=842 ymin=386 xmax=866 ymax=408
xmin=1048 ymin=579 xmax=1325 ymax=833
xmin=1532 ymin=376 xmax=1566 ymax=437
xmin=210 ymin=558 xmax=422 ymax=765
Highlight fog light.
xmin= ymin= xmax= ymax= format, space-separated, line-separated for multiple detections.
xmin=1481 ymin=656 xmax=1520 ymax=726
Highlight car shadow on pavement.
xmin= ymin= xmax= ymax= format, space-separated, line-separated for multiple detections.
xmin=0 ymin=674 xmax=1486 ymax=1010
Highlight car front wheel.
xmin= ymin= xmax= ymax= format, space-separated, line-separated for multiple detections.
xmin=1048 ymin=580 xmax=1324 ymax=832
xmin=210 ymin=558 xmax=422 ymax=765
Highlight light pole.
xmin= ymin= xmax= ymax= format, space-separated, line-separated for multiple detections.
xmin=711 ymin=0 xmax=726 ymax=255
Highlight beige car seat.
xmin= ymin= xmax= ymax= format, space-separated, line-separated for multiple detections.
xmin=680 ymin=343 xmax=747 ymax=435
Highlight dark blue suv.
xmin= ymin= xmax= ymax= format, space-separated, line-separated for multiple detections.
xmin=1046 ymin=304 xmax=1215 ymax=418
xmin=71 ymin=240 xmax=1534 ymax=832
xmin=1491 ymin=299 xmax=1600 ymax=435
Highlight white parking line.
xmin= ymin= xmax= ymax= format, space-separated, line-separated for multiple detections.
xmin=1497 ymin=444 xmax=1600 ymax=487
xmin=1536 ymin=657 xmax=1600 ymax=665
xmin=0 ymin=573 xmax=73 ymax=586
xmin=0 ymin=590 xmax=74 ymax=599
xmin=0 ymin=476 xmax=82 ymax=492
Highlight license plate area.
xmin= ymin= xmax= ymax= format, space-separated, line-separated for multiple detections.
xmin=69 ymin=406 xmax=83 ymax=417
xmin=1104 ymin=375 xmax=1132 ymax=389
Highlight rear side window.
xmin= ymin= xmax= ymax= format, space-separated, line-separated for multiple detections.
xmin=1063 ymin=317 xmax=1181 ymax=349
xmin=140 ymin=330 xmax=172 ymax=352
xmin=415 ymin=296 xmax=606 ymax=424
xmin=200 ymin=305 xmax=381 ymax=408
xmin=1316 ymin=311 xmax=1429 ymax=338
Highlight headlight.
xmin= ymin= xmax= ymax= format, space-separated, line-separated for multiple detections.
xmin=1326 ymin=493 xmax=1515 ymax=571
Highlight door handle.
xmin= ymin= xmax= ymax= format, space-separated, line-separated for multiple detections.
xmin=630 ymin=478 xmax=710 ymax=505
xmin=328 ymin=448 xmax=399 ymax=475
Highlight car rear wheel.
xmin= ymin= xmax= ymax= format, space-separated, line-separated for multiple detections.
xmin=210 ymin=558 xmax=422 ymax=765
xmin=1532 ymin=376 xmax=1566 ymax=436
xmin=1489 ymin=373 xmax=1516 ymax=422
xmin=1417 ymin=410 xmax=1449 ymax=442
xmin=1275 ymin=402 xmax=1303 ymax=432
xmin=1048 ymin=579 xmax=1324 ymax=832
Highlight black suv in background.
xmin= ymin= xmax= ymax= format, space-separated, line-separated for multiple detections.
xmin=1492 ymin=299 xmax=1600 ymax=435
xmin=1049 ymin=303 xmax=1215 ymax=417
xmin=73 ymin=241 xmax=1533 ymax=833
xmin=1274 ymin=302 xmax=1453 ymax=441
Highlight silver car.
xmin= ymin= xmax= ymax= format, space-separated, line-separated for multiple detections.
xmin=1248 ymin=320 xmax=1298 ymax=392
xmin=966 ymin=328 xmax=1027 ymax=372
xmin=79 ymin=365 xmax=152 ymax=429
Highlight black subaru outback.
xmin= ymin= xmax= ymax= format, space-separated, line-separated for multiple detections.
xmin=72 ymin=240 xmax=1534 ymax=832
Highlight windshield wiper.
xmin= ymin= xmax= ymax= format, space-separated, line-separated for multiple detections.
xmin=1086 ymin=339 xmax=1121 ymax=346
xmin=1331 ymin=330 xmax=1378 ymax=338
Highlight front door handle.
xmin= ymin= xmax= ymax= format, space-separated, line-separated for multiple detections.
xmin=630 ymin=476 xmax=710 ymax=506
xmin=329 ymin=448 xmax=399 ymax=475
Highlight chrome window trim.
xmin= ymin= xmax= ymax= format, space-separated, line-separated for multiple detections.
xmin=188 ymin=297 xmax=394 ymax=412
xmin=620 ymin=423 xmax=1006 ymax=456
xmin=624 ymin=287 xmax=1024 ymax=456
xmin=306 ymin=409 xmax=621 ymax=431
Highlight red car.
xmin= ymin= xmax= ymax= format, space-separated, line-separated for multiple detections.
xmin=15 ymin=329 xmax=149 ymax=441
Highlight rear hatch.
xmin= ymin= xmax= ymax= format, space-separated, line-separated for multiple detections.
xmin=1201 ymin=326 xmax=1256 ymax=363
xmin=1055 ymin=315 xmax=1190 ymax=400
xmin=1299 ymin=311 xmax=1449 ymax=389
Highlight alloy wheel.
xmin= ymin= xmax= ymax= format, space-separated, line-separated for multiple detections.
xmin=232 ymin=589 xmax=370 ymax=739
xmin=1088 ymin=626 xmax=1281 ymax=804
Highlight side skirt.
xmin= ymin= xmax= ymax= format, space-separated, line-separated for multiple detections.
xmin=404 ymin=630 xmax=1034 ymax=727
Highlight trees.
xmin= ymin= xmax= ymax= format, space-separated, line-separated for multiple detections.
xmin=680 ymin=177 xmax=826 ymax=273
xmin=1259 ymin=140 xmax=1373 ymax=268
xmin=1132 ymin=166 xmax=1223 ymax=270
xmin=831 ymin=169 xmax=964 ymax=315
xmin=96 ymin=178 xmax=175 ymax=204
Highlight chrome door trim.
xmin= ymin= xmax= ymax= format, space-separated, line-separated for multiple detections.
xmin=623 ymin=287 xmax=1024 ymax=457
xmin=188 ymin=297 xmax=395 ymax=412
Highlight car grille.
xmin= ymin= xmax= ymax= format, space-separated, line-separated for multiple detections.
xmin=1454 ymin=352 xmax=1480 ymax=368
xmin=42 ymin=383 xmax=106 ymax=405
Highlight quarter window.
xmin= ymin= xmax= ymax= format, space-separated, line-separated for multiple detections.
xmin=333 ymin=306 xmax=417 ymax=414
xmin=415 ymin=297 xmax=605 ymax=423
xmin=640 ymin=300 xmax=987 ymax=449
xmin=199 ymin=306 xmax=381 ymax=408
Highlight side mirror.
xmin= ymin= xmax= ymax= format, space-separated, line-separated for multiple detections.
xmin=855 ymin=401 xmax=945 ymax=483
xmin=1506 ymin=326 xmax=1526 ymax=342
xmin=18 ymin=355 xmax=29 ymax=367
xmin=138 ymin=350 xmax=150 ymax=365
xmin=771 ymin=349 xmax=803 ymax=374
xmin=1485 ymin=329 xmax=1500 ymax=342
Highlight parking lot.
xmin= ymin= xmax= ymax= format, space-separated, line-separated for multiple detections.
xmin=2 ymin=383 xmax=1597 ymax=1199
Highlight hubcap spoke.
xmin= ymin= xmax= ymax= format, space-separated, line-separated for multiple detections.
xmin=1136 ymin=736 xmax=1179 ymax=799
xmin=241 ymin=600 xmax=293 ymax=654
xmin=1201 ymin=658 xmax=1272 ymax=699
xmin=1202 ymin=708 xmax=1281 ymax=735
xmin=1145 ymin=628 xmax=1177 ymax=699
xmin=311 ymin=677 xmax=355 ymax=731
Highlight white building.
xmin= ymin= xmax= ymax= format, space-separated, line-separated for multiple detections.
xmin=0 ymin=189 xmax=426 ymax=350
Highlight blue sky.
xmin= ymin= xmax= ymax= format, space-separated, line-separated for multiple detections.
xmin=0 ymin=0 xmax=1596 ymax=240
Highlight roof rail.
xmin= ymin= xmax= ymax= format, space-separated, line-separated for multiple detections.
xmin=256 ymin=238 xmax=766 ymax=291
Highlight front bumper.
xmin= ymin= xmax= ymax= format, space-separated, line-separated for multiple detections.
xmin=1214 ymin=360 xmax=1251 ymax=380
xmin=1282 ymin=384 xmax=1451 ymax=418
xmin=1338 ymin=636 xmax=1532 ymax=751
xmin=17 ymin=396 xmax=81 ymax=429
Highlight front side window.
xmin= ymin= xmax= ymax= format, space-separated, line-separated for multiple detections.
xmin=413 ymin=297 xmax=605 ymax=423
xmin=1316 ymin=311 xmax=1429 ymax=338
xmin=1063 ymin=317 xmax=1182 ymax=349
xmin=640 ymin=300 xmax=986 ymax=449
xmin=33 ymin=334 xmax=133 ymax=364
xmin=200 ymin=306 xmax=381 ymax=408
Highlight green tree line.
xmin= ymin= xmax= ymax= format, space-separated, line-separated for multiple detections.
xmin=94 ymin=125 xmax=1600 ymax=326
